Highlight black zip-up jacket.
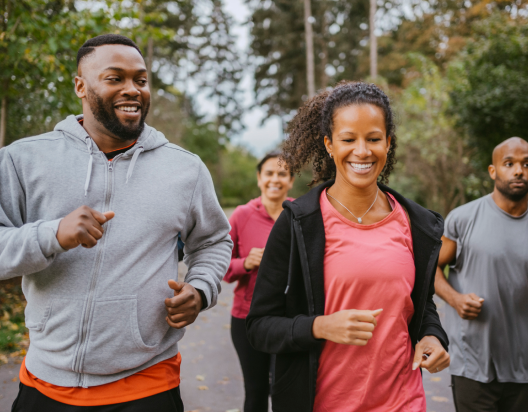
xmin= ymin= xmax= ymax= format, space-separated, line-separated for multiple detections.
xmin=246 ymin=181 xmax=449 ymax=412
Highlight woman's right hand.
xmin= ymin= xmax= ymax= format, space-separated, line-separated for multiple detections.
xmin=243 ymin=247 xmax=265 ymax=271
xmin=312 ymin=309 xmax=383 ymax=345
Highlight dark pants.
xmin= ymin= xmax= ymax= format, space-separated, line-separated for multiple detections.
xmin=11 ymin=383 xmax=184 ymax=412
xmin=452 ymin=375 xmax=528 ymax=412
xmin=231 ymin=316 xmax=270 ymax=412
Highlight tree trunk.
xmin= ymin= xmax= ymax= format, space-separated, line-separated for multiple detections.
xmin=319 ymin=8 xmax=328 ymax=90
xmin=303 ymin=0 xmax=316 ymax=97
xmin=147 ymin=37 xmax=154 ymax=119
xmin=0 ymin=95 xmax=7 ymax=149
xmin=369 ymin=0 xmax=377 ymax=79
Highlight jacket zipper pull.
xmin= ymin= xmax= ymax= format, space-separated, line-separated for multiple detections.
xmin=108 ymin=162 xmax=113 ymax=172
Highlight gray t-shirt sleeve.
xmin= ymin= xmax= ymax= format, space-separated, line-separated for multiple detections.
xmin=444 ymin=210 xmax=459 ymax=242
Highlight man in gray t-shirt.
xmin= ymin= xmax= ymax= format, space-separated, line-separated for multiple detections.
xmin=435 ymin=137 xmax=528 ymax=412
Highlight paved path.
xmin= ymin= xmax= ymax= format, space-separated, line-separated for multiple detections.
xmin=0 ymin=267 xmax=455 ymax=412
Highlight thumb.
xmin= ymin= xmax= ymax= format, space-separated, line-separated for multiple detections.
xmin=412 ymin=343 xmax=424 ymax=371
xmin=468 ymin=293 xmax=482 ymax=301
xmin=103 ymin=211 xmax=115 ymax=221
xmin=168 ymin=279 xmax=184 ymax=293
xmin=372 ymin=308 xmax=383 ymax=317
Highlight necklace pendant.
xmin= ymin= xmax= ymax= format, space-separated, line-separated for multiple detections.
xmin=357 ymin=218 xmax=363 ymax=224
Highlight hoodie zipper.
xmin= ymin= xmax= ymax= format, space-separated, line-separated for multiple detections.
xmin=75 ymin=158 xmax=116 ymax=387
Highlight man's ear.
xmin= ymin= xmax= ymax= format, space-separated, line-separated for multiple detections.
xmin=488 ymin=164 xmax=496 ymax=181
xmin=74 ymin=75 xmax=87 ymax=99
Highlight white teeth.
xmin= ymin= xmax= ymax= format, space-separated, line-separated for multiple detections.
xmin=350 ymin=163 xmax=373 ymax=170
xmin=116 ymin=106 xmax=139 ymax=113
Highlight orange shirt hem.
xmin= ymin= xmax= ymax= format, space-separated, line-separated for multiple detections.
xmin=19 ymin=353 xmax=181 ymax=406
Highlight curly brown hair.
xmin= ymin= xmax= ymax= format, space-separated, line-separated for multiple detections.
xmin=281 ymin=81 xmax=397 ymax=186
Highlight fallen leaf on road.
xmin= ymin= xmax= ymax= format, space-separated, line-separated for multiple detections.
xmin=194 ymin=325 xmax=201 ymax=330
xmin=218 ymin=377 xmax=230 ymax=385
xmin=431 ymin=396 xmax=449 ymax=402
xmin=430 ymin=377 xmax=441 ymax=382
xmin=11 ymin=376 xmax=17 ymax=382
xmin=198 ymin=385 xmax=209 ymax=390
xmin=201 ymin=316 xmax=209 ymax=322
xmin=196 ymin=375 xmax=205 ymax=381
xmin=223 ymin=324 xmax=231 ymax=329
xmin=226 ymin=409 xmax=240 ymax=412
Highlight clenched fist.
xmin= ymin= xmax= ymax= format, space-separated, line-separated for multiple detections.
xmin=243 ymin=247 xmax=265 ymax=271
xmin=452 ymin=293 xmax=484 ymax=320
xmin=56 ymin=206 xmax=115 ymax=250
xmin=312 ymin=308 xmax=383 ymax=346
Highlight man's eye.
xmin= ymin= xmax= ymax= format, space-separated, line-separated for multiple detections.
xmin=137 ymin=80 xmax=147 ymax=85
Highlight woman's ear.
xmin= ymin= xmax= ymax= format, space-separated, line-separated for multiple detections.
xmin=324 ymin=136 xmax=333 ymax=157
xmin=386 ymin=135 xmax=392 ymax=153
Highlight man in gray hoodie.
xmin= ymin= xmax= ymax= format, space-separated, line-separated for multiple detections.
xmin=0 ymin=34 xmax=233 ymax=411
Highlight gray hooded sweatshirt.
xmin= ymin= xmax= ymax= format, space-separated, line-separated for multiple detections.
xmin=0 ymin=115 xmax=233 ymax=388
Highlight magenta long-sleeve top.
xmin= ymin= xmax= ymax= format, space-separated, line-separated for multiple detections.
xmin=224 ymin=196 xmax=293 ymax=319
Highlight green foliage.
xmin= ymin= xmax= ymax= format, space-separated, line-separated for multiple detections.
xmin=0 ymin=0 xmax=111 ymax=144
xmin=391 ymin=54 xmax=488 ymax=215
xmin=220 ymin=146 xmax=260 ymax=207
xmin=0 ymin=279 xmax=28 ymax=354
xmin=247 ymin=0 xmax=370 ymax=119
xmin=450 ymin=13 xmax=528 ymax=166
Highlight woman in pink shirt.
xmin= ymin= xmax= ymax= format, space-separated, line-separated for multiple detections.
xmin=224 ymin=152 xmax=294 ymax=412
xmin=246 ymin=82 xmax=450 ymax=412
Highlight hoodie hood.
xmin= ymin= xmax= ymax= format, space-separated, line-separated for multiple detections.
xmin=54 ymin=115 xmax=169 ymax=154
xmin=55 ymin=115 xmax=169 ymax=195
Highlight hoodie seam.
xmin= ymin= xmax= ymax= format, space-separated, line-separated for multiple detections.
xmin=4 ymin=149 xmax=26 ymax=209
xmin=161 ymin=144 xmax=200 ymax=158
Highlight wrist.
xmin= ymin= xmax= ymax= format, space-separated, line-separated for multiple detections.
xmin=243 ymin=258 xmax=251 ymax=271
xmin=312 ymin=316 xmax=326 ymax=340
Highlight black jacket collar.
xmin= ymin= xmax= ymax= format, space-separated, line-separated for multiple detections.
xmin=284 ymin=180 xmax=443 ymax=242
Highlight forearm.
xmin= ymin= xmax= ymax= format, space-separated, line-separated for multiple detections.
xmin=0 ymin=219 xmax=65 ymax=279
xmin=434 ymin=265 xmax=460 ymax=307
xmin=224 ymin=257 xmax=249 ymax=283
xmin=184 ymin=235 xmax=233 ymax=309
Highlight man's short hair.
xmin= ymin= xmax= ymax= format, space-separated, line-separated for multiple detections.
xmin=77 ymin=34 xmax=143 ymax=67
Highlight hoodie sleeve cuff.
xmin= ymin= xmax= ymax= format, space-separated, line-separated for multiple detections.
xmin=37 ymin=219 xmax=67 ymax=258
xmin=188 ymin=278 xmax=212 ymax=311
xmin=292 ymin=315 xmax=322 ymax=351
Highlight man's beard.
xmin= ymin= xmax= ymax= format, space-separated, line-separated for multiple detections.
xmin=86 ymin=87 xmax=150 ymax=142
xmin=495 ymin=175 xmax=528 ymax=202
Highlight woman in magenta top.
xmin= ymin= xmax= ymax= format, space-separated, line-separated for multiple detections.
xmin=246 ymin=82 xmax=450 ymax=412
xmin=225 ymin=152 xmax=294 ymax=412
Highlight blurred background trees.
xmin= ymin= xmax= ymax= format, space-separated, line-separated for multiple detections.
xmin=1 ymin=0 xmax=527 ymax=214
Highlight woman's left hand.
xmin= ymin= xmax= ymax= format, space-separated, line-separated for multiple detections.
xmin=412 ymin=335 xmax=450 ymax=373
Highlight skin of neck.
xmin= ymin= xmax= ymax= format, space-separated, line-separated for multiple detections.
xmin=491 ymin=187 xmax=528 ymax=217
xmin=329 ymin=171 xmax=380 ymax=212
xmin=260 ymin=192 xmax=287 ymax=220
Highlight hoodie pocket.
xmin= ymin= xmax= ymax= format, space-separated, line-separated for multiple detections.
xmin=81 ymin=296 xmax=165 ymax=375
xmin=25 ymin=298 xmax=83 ymax=368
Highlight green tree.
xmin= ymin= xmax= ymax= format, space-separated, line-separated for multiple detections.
xmin=392 ymin=54 xmax=487 ymax=216
xmin=0 ymin=0 xmax=110 ymax=147
xmin=247 ymin=0 xmax=370 ymax=120
xmin=450 ymin=12 xmax=528 ymax=166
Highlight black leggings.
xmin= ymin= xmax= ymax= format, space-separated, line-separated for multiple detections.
xmin=11 ymin=383 xmax=184 ymax=412
xmin=231 ymin=316 xmax=270 ymax=412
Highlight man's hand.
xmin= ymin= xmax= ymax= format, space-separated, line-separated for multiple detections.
xmin=413 ymin=335 xmax=450 ymax=373
xmin=56 ymin=206 xmax=115 ymax=250
xmin=452 ymin=292 xmax=484 ymax=320
xmin=243 ymin=248 xmax=264 ymax=271
xmin=312 ymin=308 xmax=383 ymax=346
xmin=165 ymin=280 xmax=202 ymax=329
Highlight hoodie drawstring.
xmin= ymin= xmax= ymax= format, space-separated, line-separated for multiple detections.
xmin=84 ymin=137 xmax=144 ymax=195
xmin=84 ymin=137 xmax=94 ymax=197
xmin=285 ymin=215 xmax=295 ymax=294
xmin=126 ymin=146 xmax=144 ymax=184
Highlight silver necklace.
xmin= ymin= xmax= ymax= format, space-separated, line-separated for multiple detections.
xmin=326 ymin=189 xmax=379 ymax=224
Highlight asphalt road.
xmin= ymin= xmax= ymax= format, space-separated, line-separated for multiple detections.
xmin=0 ymin=250 xmax=455 ymax=412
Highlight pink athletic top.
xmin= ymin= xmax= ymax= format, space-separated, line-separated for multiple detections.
xmin=313 ymin=190 xmax=426 ymax=412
